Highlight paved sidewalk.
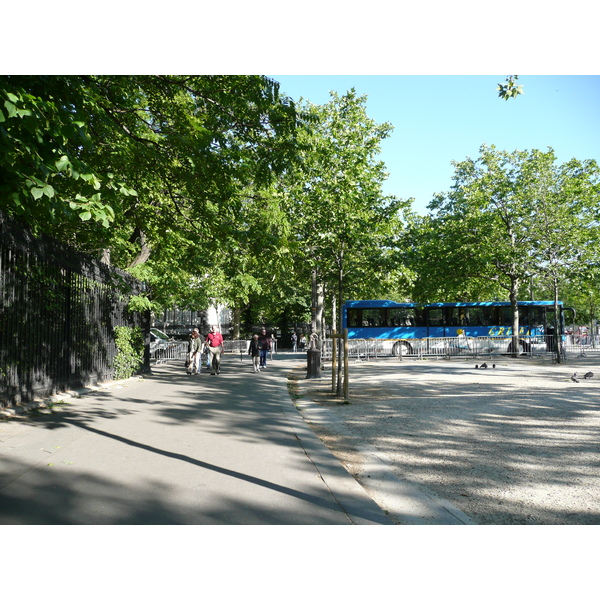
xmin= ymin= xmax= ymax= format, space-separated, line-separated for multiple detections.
xmin=0 ymin=354 xmax=392 ymax=525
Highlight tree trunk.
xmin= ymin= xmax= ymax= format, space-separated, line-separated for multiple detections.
xmin=336 ymin=249 xmax=344 ymax=397
xmin=128 ymin=229 xmax=152 ymax=268
xmin=553 ymin=279 xmax=562 ymax=364
xmin=510 ymin=278 xmax=520 ymax=358
xmin=232 ymin=306 xmax=243 ymax=340
xmin=316 ymin=281 xmax=324 ymax=344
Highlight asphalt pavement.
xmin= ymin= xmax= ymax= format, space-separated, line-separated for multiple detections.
xmin=0 ymin=352 xmax=393 ymax=525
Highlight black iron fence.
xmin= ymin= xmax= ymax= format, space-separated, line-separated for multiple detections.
xmin=1 ymin=213 xmax=149 ymax=408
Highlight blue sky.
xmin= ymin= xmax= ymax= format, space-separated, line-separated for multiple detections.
xmin=270 ymin=75 xmax=600 ymax=214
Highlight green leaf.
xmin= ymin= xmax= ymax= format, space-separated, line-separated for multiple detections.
xmin=4 ymin=100 xmax=17 ymax=118
xmin=79 ymin=211 xmax=92 ymax=221
xmin=55 ymin=155 xmax=70 ymax=172
xmin=31 ymin=187 xmax=44 ymax=200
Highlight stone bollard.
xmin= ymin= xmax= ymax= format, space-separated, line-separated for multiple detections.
xmin=306 ymin=348 xmax=321 ymax=379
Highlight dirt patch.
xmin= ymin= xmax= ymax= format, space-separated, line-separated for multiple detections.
xmin=289 ymin=355 xmax=600 ymax=525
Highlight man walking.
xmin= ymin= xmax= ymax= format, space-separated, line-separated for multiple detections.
xmin=257 ymin=328 xmax=271 ymax=369
xmin=205 ymin=325 xmax=224 ymax=375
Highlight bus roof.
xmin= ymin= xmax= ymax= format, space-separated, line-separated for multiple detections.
xmin=343 ymin=300 xmax=563 ymax=308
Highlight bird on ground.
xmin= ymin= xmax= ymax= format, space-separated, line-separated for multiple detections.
xmin=475 ymin=364 xmax=479 ymax=369
xmin=584 ymin=372 xmax=594 ymax=379
xmin=492 ymin=364 xmax=496 ymax=369
xmin=480 ymin=363 xmax=488 ymax=369
xmin=571 ymin=372 xmax=579 ymax=383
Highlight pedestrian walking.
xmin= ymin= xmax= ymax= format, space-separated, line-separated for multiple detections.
xmin=299 ymin=333 xmax=306 ymax=352
xmin=187 ymin=328 xmax=201 ymax=375
xmin=248 ymin=334 xmax=260 ymax=372
xmin=291 ymin=331 xmax=297 ymax=353
xmin=257 ymin=328 xmax=271 ymax=369
xmin=204 ymin=325 xmax=224 ymax=375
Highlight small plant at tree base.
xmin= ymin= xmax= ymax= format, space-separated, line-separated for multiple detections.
xmin=113 ymin=326 xmax=144 ymax=380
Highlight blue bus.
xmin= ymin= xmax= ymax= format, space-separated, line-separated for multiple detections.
xmin=342 ymin=300 xmax=574 ymax=356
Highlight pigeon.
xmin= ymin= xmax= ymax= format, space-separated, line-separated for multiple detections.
xmin=571 ymin=372 xmax=579 ymax=383
xmin=480 ymin=363 xmax=488 ymax=369
xmin=492 ymin=364 xmax=496 ymax=369
xmin=584 ymin=372 xmax=594 ymax=379
xmin=475 ymin=364 xmax=479 ymax=369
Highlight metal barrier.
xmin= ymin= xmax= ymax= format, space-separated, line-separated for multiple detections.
xmin=151 ymin=341 xmax=189 ymax=364
xmin=125 ymin=333 xmax=600 ymax=366
xmin=222 ymin=340 xmax=250 ymax=354
xmin=565 ymin=335 xmax=600 ymax=357
xmin=153 ymin=339 xmax=280 ymax=365
xmin=320 ymin=335 xmax=566 ymax=361
xmin=222 ymin=339 xmax=276 ymax=357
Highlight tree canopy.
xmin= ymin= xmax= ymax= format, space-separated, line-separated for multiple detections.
xmin=2 ymin=75 xmax=599 ymax=340
xmin=404 ymin=144 xmax=600 ymax=359
xmin=1 ymin=75 xmax=303 ymax=310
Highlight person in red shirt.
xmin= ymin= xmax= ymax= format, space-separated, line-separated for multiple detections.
xmin=204 ymin=325 xmax=224 ymax=375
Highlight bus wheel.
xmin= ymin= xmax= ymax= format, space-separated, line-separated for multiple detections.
xmin=392 ymin=341 xmax=412 ymax=356
xmin=520 ymin=340 xmax=532 ymax=353
xmin=507 ymin=339 xmax=531 ymax=354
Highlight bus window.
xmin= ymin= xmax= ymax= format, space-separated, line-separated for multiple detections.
xmin=347 ymin=308 xmax=361 ymax=328
xmin=426 ymin=308 xmax=444 ymax=327
xmin=388 ymin=308 xmax=422 ymax=327
xmin=462 ymin=306 xmax=495 ymax=326
xmin=531 ymin=307 xmax=545 ymax=327
xmin=447 ymin=307 xmax=459 ymax=325
xmin=448 ymin=306 xmax=471 ymax=326
xmin=500 ymin=307 xmax=513 ymax=327
xmin=362 ymin=308 xmax=387 ymax=327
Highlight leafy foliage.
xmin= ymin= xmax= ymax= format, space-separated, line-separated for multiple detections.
xmin=113 ymin=325 xmax=145 ymax=380
xmin=4 ymin=74 xmax=600 ymax=341
xmin=281 ymin=90 xmax=410 ymax=318
xmin=0 ymin=75 xmax=302 ymax=311
xmin=497 ymin=75 xmax=524 ymax=101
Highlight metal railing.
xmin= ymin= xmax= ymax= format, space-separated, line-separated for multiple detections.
xmin=1 ymin=213 xmax=148 ymax=408
xmin=565 ymin=335 xmax=600 ymax=357
xmin=320 ymin=335 xmax=576 ymax=361
xmin=151 ymin=341 xmax=189 ymax=364
xmin=151 ymin=339 xmax=278 ymax=365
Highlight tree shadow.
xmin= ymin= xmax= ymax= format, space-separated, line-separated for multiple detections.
xmin=297 ymin=358 xmax=600 ymax=524
xmin=1 ymin=358 xmax=389 ymax=525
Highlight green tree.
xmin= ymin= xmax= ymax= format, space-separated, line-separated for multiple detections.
xmin=410 ymin=144 xmax=600 ymax=361
xmin=1 ymin=75 xmax=303 ymax=312
xmin=525 ymin=153 xmax=600 ymax=348
xmin=281 ymin=90 xmax=408 ymax=392
xmin=0 ymin=77 xmax=124 ymax=230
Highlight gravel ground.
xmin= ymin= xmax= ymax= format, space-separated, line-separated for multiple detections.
xmin=289 ymin=353 xmax=600 ymax=525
